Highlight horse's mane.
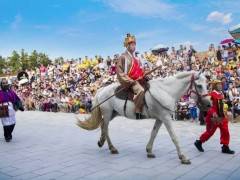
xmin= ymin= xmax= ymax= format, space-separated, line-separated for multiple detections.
xmin=175 ymin=71 xmax=194 ymax=79
xmin=150 ymin=71 xmax=195 ymax=86
xmin=96 ymin=71 xmax=197 ymax=95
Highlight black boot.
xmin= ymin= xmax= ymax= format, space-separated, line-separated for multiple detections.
xmin=5 ymin=137 xmax=11 ymax=142
xmin=9 ymin=124 xmax=15 ymax=140
xmin=194 ymin=140 xmax=204 ymax=152
xmin=222 ymin=145 xmax=235 ymax=154
xmin=200 ymin=122 xmax=205 ymax=126
xmin=136 ymin=113 xmax=144 ymax=119
xmin=3 ymin=126 xmax=11 ymax=142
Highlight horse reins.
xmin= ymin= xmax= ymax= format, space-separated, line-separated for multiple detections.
xmin=186 ymin=74 xmax=209 ymax=105
xmin=149 ymin=73 xmax=209 ymax=113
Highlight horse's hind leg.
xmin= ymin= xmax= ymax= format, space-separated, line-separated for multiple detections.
xmin=101 ymin=110 xmax=119 ymax=154
xmin=104 ymin=120 xmax=119 ymax=154
xmin=97 ymin=122 xmax=106 ymax=148
xmin=146 ymin=120 xmax=162 ymax=158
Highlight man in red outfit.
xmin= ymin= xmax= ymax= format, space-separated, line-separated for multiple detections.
xmin=116 ymin=33 xmax=145 ymax=119
xmin=194 ymin=80 xmax=235 ymax=154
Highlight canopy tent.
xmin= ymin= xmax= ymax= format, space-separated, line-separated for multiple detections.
xmin=234 ymin=39 xmax=240 ymax=44
xmin=151 ymin=44 xmax=169 ymax=55
xmin=229 ymin=24 xmax=240 ymax=39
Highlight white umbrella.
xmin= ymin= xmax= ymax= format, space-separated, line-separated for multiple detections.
xmin=19 ymin=78 xmax=29 ymax=85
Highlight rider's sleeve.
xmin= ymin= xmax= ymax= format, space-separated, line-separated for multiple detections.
xmin=116 ymin=55 xmax=134 ymax=87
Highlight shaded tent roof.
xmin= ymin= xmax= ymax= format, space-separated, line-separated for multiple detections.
xmin=151 ymin=44 xmax=169 ymax=55
xmin=229 ymin=24 xmax=240 ymax=33
xmin=234 ymin=39 xmax=240 ymax=44
xmin=229 ymin=24 xmax=240 ymax=39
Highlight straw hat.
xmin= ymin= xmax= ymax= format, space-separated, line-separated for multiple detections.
xmin=210 ymin=79 xmax=222 ymax=84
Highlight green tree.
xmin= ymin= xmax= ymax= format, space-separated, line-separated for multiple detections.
xmin=54 ymin=57 xmax=64 ymax=65
xmin=38 ymin=53 xmax=51 ymax=67
xmin=9 ymin=50 xmax=21 ymax=73
xmin=0 ymin=56 xmax=6 ymax=75
xmin=20 ymin=49 xmax=29 ymax=70
xmin=29 ymin=50 xmax=38 ymax=69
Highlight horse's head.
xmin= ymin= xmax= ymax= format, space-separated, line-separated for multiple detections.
xmin=188 ymin=71 xmax=211 ymax=110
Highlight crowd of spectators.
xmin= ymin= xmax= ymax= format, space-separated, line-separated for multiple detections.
xmin=1 ymin=43 xmax=240 ymax=122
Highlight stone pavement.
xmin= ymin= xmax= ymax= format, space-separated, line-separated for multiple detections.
xmin=0 ymin=111 xmax=240 ymax=180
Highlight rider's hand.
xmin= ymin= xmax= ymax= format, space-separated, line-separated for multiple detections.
xmin=129 ymin=80 xmax=135 ymax=86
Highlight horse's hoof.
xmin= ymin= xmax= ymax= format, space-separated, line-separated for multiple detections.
xmin=181 ymin=159 xmax=191 ymax=165
xmin=97 ymin=141 xmax=103 ymax=148
xmin=147 ymin=153 xmax=156 ymax=158
xmin=111 ymin=149 xmax=119 ymax=154
xmin=146 ymin=148 xmax=151 ymax=153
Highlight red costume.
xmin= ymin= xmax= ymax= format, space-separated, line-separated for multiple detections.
xmin=199 ymin=90 xmax=229 ymax=145
xmin=195 ymin=86 xmax=234 ymax=154
xmin=128 ymin=57 xmax=144 ymax=80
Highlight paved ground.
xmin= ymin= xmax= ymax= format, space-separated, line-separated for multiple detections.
xmin=0 ymin=111 xmax=240 ymax=180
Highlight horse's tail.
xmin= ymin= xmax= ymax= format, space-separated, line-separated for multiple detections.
xmin=76 ymin=97 xmax=103 ymax=130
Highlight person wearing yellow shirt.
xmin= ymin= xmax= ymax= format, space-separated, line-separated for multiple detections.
xmin=82 ymin=56 xmax=91 ymax=67
xmin=73 ymin=97 xmax=81 ymax=113
xmin=60 ymin=81 xmax=67 ymax=94
xmin=62 ymin=63 xmax=70 ymax=73
xmin=149 ymin=54 xmax=157 ymax=63
xmin=227 ymin=59 xmax=236 ymax=69
xmin=82 ymin=56 xmax=89 ymax=64
xmin=89 ymin=58 xmax=95 ymax=67
xmin=92 ymin=55 xmax=99 ymax=67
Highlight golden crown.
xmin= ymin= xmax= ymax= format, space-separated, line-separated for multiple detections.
xmin=124 ymin=33 xmax=136 ymax=47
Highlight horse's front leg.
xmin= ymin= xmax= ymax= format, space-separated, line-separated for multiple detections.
xmin=163 ymin=116 xmax=191 ymax=165
xmin=146 ymin=120 xmax=162 ymax=158
xmin=97 ymin=122 xmax=106 ymax=148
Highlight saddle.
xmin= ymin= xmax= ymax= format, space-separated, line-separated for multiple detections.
xmin=115 ymin=78 xmax=149 ymax=101
xmin=115 ymin=79 xmax=149 ymax=116
xmin=115 ymin=86 xmax=134 ymax=101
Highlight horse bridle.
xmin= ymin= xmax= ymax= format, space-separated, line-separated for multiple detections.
xmin=186 ymin=74 xmax=209 ymax=106
xmin=148 ymin=73 xmax=209 ymax=113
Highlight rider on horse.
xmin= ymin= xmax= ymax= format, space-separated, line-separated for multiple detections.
xmin=116 ymin=33 xmax=145 ymax=119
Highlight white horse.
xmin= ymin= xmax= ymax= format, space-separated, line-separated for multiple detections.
xmin=77 ymin=71 xmax=211 ymax=164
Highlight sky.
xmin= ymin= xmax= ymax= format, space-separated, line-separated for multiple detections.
xmin=0 ymin=0 xmax=240 ymax=59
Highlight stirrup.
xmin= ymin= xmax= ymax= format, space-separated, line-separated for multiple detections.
xmin=136 ymin=113 xmax=144 ymax=119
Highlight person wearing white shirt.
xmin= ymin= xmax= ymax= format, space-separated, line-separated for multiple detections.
xmin=228 ymin=83 xmax=239 ymax=102
xmin=156 ymin=55 xmax=163 ymax=67
xmin=188 ymin=98 xmax=198 ymax=123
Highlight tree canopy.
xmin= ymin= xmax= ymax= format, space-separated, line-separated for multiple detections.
xmin=0 ymin=49 xmax=54 ymax=76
